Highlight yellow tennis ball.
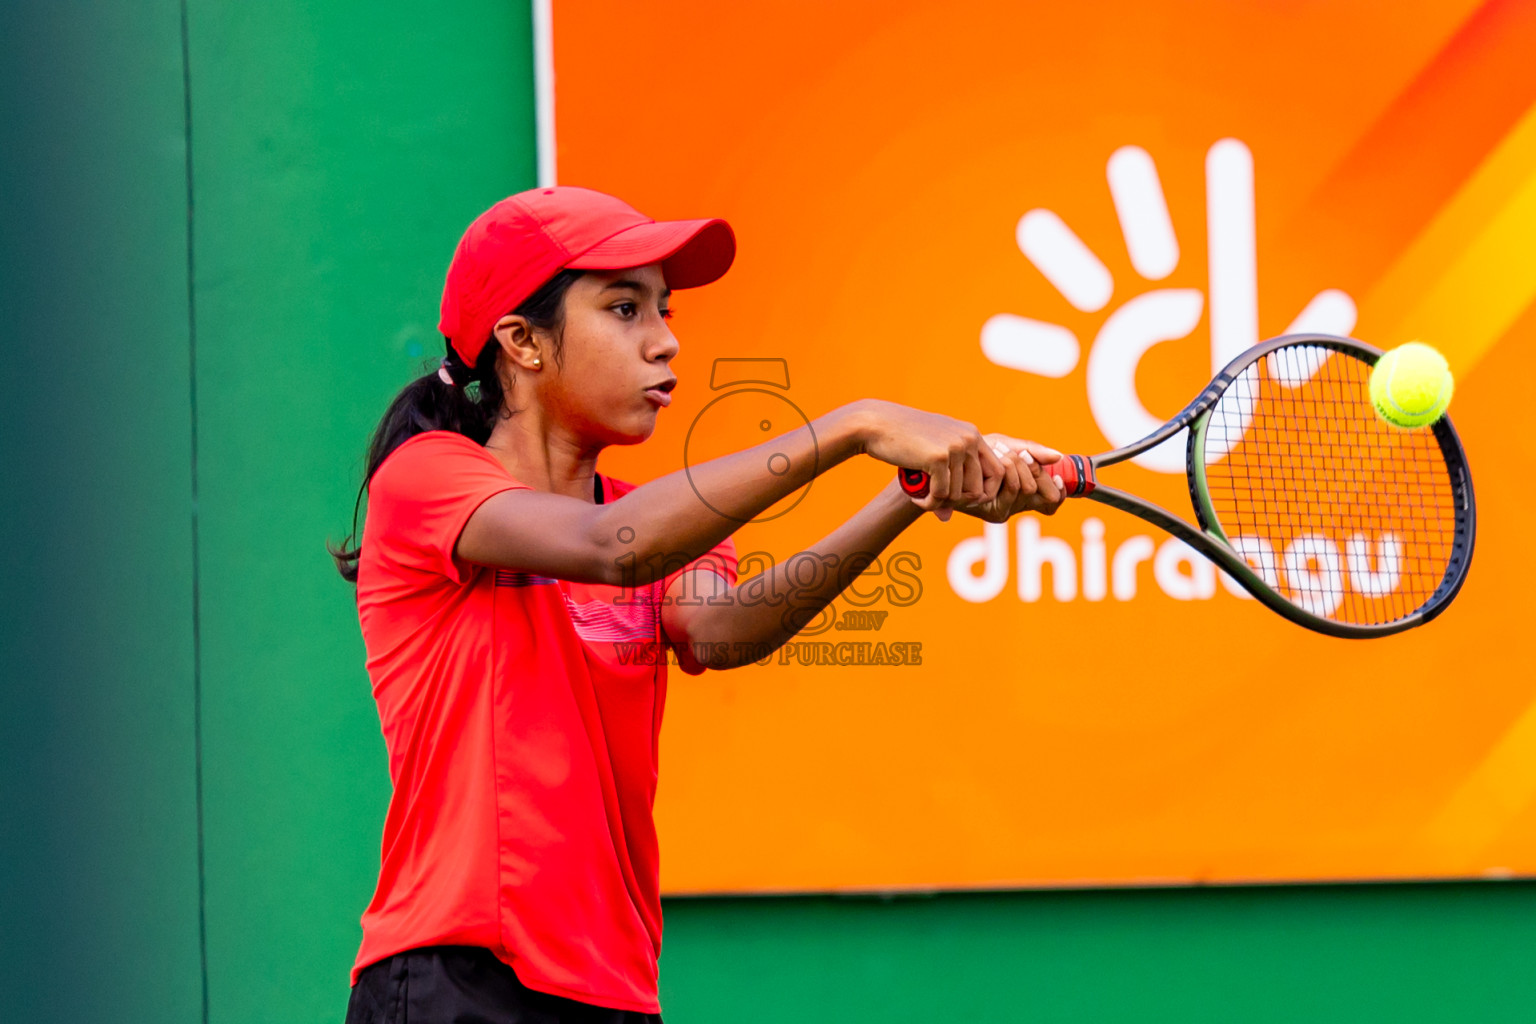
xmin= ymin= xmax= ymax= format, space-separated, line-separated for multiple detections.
xmin=1369 ymin=342 xmax=1454 ymax=429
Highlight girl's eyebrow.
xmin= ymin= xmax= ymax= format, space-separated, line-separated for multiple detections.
xmin=602 ymin=279 xmax=672 ymax=300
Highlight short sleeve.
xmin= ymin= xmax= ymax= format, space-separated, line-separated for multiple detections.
xmin=661 ymin=535 xmax=739 ymax=676
xmin=365 ymin=431 xmax=526 ymax=584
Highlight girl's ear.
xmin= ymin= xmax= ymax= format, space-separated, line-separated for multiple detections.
xmin=492 ymin=314 xmax=545 ymax=372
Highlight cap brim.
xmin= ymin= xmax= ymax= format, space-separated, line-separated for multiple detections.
xmin=566 ymin=218 xmax=736 ymax=289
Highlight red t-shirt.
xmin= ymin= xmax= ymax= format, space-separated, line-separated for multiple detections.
xmin=351 ymin=431 xmax=737 ymax=1012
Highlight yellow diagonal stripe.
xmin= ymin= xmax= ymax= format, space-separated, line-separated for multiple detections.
xmin=1412 ymin=700 xmax=1536 ymax=872
xmin=1369 ymin=102 xmax=1536 ymax=870
xmin=1364 ymin=98 xmax=1536 ymax=378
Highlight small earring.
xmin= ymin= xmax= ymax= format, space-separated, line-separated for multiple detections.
xmin=531 ymin=358 xmax=542 ymax=369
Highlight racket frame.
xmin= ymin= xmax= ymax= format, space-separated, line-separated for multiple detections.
xmin=1076 ymin=333 xmax=1476 ymax=639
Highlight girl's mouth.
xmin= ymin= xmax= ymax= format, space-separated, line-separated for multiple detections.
xmin=644 ymin=378 xmax=676 ymax=407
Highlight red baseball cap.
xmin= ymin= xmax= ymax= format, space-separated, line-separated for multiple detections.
xmin=438 ymin=186 xmax=736 ymax=366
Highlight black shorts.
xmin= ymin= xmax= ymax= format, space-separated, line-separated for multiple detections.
xmin=345 ymin=946 xmax=663 ymax=1024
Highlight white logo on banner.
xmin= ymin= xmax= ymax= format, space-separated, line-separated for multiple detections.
xmin=955 ymin=140 xmax=1362 ymax=604
xmin=980 ymin=139 xmax=1355 ymax=471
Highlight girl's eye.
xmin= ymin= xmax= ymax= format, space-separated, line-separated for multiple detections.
xmin=612 ymin=302 xmax=672 ymax=321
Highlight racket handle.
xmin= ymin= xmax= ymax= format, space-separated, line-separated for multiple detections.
xmin=897 ymin=467 xmax=931 ymax=497
xmin=897 ymin=455 xmax=1095 ymax=500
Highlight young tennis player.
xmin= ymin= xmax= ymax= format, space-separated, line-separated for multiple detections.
xmin=335 ymin=186 xmax=1063 ymax=1023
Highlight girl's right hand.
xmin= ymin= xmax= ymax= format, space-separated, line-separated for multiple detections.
xmin=952 ymin=435 xmax=1065 ymax=522
xmin=850 ymin=400 xmax=1006 ymax=510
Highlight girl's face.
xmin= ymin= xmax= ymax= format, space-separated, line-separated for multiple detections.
xmin=536 ymin=263 xmax=679 ymax=447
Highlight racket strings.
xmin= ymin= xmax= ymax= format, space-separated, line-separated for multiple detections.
xmin=1202 ymin=344 xmax=1456 ymax=626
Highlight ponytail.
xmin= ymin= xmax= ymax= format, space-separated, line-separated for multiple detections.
xmin=329 ymin=269 xmax=584 ymax=582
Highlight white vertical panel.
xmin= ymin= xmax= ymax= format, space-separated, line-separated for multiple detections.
xmin=533 ymin=0 xmax=557 ymax=186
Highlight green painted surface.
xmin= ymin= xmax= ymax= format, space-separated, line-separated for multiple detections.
xmin=185 ymin=3 xmax=538 ymax=1020
xmin=661 ymin=883 xmax=1536 ymax=1022
xmin=0 ymin=2 xmax=204 ymax=1022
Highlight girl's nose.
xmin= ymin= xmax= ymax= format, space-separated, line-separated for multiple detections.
xmin=650 ymin=324 xmax=680 ymax=362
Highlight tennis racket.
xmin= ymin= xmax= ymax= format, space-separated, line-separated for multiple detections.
xmin=899 ymin=333 xmax=1476 ymax=638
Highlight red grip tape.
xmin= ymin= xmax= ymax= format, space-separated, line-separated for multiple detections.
xmin=895 ymin=454 xmax=1094 ymax=500
xmin=898 ymin=468 xmax=930 ymax=498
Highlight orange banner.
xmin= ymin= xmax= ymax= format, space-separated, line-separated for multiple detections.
xmin=554 ymin=0 xmax=1536 ymax=891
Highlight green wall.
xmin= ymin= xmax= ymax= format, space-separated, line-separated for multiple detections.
xmin=185 ymin=4 xmax=537 ymax=1021
xmin=0 ymin=3 xmax=203 ymax=1021
xmin=2 ymin=2 xmax=538 ymax=1021
xmin=4 ymin=3 xmax=1536 ymax=1023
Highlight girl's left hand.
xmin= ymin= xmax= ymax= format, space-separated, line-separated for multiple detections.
xmin=953 ymin=435 xmax=1067 ymax=522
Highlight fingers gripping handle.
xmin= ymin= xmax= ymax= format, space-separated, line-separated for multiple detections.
xmin=896 ymin=455 xmax=1096 ymax=500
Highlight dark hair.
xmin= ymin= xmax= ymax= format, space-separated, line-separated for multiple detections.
xmin=329 ymin=269 xmax=584 ymax=582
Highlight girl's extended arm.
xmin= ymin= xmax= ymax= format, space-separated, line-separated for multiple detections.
xmin=457 ymin=399 xmax=1006 ymax=586
xmin=662 ymin=436 xmax=1064 ymax=670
